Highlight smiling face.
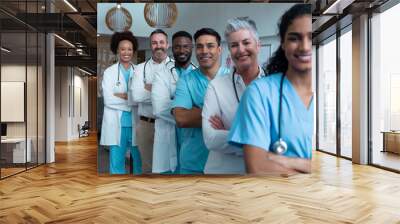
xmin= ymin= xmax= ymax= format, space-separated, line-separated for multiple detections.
xmin=195 ymin=34 xmax=221 ymax=70
xmin=227 ymin=29 xmax=260 ymax=72
xmin=150 ymin=33 xmax=169 ymax=62
xmin=281 ymin=15 xmax=312 ymax=74
xmin=172 ymin=36 xmax=193 ymax=67
xmin=118 ymin=40 xmax=134 ymax=64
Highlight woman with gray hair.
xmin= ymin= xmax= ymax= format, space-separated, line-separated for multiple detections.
xmin=201 ymin=17 xmax=265 ymax=174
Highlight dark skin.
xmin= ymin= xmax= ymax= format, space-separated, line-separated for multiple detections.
xmin=171 ymin=36 xmax=198 ymax=128
xmin=114 ymin=40 xmax=134 ymax=100
xmin=172 ymin=36 xmax=193 ymax=69
xmin=173 ymin=34 xmax=221 ymax=128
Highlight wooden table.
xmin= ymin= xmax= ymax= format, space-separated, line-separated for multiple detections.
xmin=381 ymin=131 xmax=400 ymax=154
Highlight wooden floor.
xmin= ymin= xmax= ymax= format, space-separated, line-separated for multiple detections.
xmin=1 ymin=135 xmax=400 ymax=223
xmin=372 ymin=150 xmax=400 ymax=171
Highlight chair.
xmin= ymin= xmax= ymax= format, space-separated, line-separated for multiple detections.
xmin=78 ymin=121 xmax=90 ymax=138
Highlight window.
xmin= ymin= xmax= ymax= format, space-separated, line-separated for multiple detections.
xmin=339 ymin=27 xmax=352 ymax=158
xmin=370 ymin=3 xmax=400 ymax=171
xmin=317 ymin=36 xmax=337 ymax=155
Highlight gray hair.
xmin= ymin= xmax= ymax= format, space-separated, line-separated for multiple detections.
xmin=224 ymin=17 xmax=259 ymax=43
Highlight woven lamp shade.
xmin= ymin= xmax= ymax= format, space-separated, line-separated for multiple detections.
xmin=144 ymin=3 xmax=178 ymax=28
xmin=105 ymin=5 xmax=132 ymax=32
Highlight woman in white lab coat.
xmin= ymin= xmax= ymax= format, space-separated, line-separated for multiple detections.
xmin=100 ymin=31 xmax=142 ymax=175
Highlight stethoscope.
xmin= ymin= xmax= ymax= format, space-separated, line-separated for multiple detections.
xmin=231 ymin=69 xmax=287 ymax=155
xmin=165 ymin=60 xmax=198 ymax=82
xmin=232 ymin=67 xmax=266 ymax=103
xmin=165 ymin=61 xmax=197 ymax=100
xmin=143 ymin=57 xmax=174 ymax=84
xmin=271 ymin=74 xmax=288 ymax=155
xmin=116 ymin=62 xmax=134 ymax=87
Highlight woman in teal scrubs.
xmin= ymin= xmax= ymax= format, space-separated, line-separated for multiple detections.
xmin=100 ymin=31 xmax=142 ymax=175
xmin=228 ymin=4 xmax=313 ymax=175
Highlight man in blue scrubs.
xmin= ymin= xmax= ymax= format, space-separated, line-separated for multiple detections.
xmin=172 ymin=28 xmax=230 ymax=174
xmin=151 ymin=31 xmax=196 ymax=174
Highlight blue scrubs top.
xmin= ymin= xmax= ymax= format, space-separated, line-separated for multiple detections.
xmin=175 ymin=65 xmax=195 ymax=149
xmin=228 ymin=73 xmax=314 ymax=159
xmin=120 ymin=64 xmax=132 ymax=128
xmin=176 ymin=66 xmax=192 ymax=78
xmin=172 ymin=66 xmax=230 ymax=171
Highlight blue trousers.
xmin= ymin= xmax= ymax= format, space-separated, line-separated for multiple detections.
xmin=179 ymin=168 xmax=203 ymax=175
xmin=109 ymin=127 xmax=142 ymax=175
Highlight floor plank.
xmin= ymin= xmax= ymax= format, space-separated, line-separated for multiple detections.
xmin=0 ymin=135 xmax=399 ymax=223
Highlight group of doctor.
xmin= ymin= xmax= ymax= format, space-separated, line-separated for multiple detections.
xmin=100 ymin=4 xmax=314 ymax=175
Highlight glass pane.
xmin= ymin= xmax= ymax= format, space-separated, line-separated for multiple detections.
xmin=340 ymin=29 xmax=352 ymax=158
xmin=38 ymin=32 xmax=46 ymax=165
xmin=318 ymin=37 xmax=337 ymax=154
xmin=312 ymin=46 xmax=317 ymax=151
xmin=27 ymin=31 xmax=38 ymax=169
xmin=1 ymin=32 xmax=27 ymax=177
xmin=371 ymin=3 xmax=400 ymax=171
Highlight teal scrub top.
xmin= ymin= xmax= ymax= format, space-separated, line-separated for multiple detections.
xmin=172 ymin=66 xmax=230 ymax=171
xmin=175 ymin=65 xmax=196 ymax=150
xmin=228 ymin=73 xmax=314 ymax=159
xmin=120 ymin=64 xmax=132 ymax=128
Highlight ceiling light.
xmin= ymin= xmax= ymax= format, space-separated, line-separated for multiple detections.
xmin=105 ymin=4 xmax=132 ymax=32
xmin=144 ymin=3 xmax=178 ymax=28
xmin=322 ymin=0 xmax=355 ymax=15
xmin=1 ymin=47 xmax=11 ymax=53
xmin=77 ymin=67 xmax=93 ymax=76
xmin=54 ymin=34 xmax=75 ymax=48
xmin=63 ymin=0 xmax=78 ymax=12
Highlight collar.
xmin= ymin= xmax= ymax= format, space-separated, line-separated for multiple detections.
xmin=150 ymin=56 xmax=170 ymax=65
xmin=177 ymin=63 xmax=195 ymax=73
xmin=234 ymin=66 xmax=265 ymax=84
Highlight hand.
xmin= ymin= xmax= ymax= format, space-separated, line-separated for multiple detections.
xmin=209 ymin=115 xmax=226 ymax=130
xmin=144 ymin=84 xmax=152 ymax=92
xmin=266 ymin=153 xmax=311 ymax=173
xmin=114 ymin=93 xmax=128 ymax=100
xmin=192 ymin=106 xmax=202 ymax=114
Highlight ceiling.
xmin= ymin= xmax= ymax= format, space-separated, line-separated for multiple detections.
xmin=0 ymin=0 xmax=97 ymax=74
xmin=1 ymin=0 xmax=395 ymax=75
xmin=310 ymin=0 xmax=391 ymax=44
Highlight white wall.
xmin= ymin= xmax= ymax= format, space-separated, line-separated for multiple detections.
xmin=98 ymin=3 xmax=294 ymax=40
xmin=98 ymin=3 xmax=290 ymax=67
xmin=1 ymin=65 xmax=40 ymax=137
xmin=55 ymin=67 xmax=89 ymax=141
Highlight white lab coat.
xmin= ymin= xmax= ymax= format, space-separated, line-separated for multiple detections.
xmin=132 ymin=57 xmax=171 ymax=118
xmin=202 ymin=68 xmax=265 ymax=174
xmin=151 ymin=62 xmax=179 ymax=173
xmin=100 ymin=63 xmax=137 ymax=146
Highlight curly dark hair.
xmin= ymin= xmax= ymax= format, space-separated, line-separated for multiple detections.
xmin=110 ymin=31 xmax=138 ymax=55
xmin=265 ymin=4 xmax=311 ymax=75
